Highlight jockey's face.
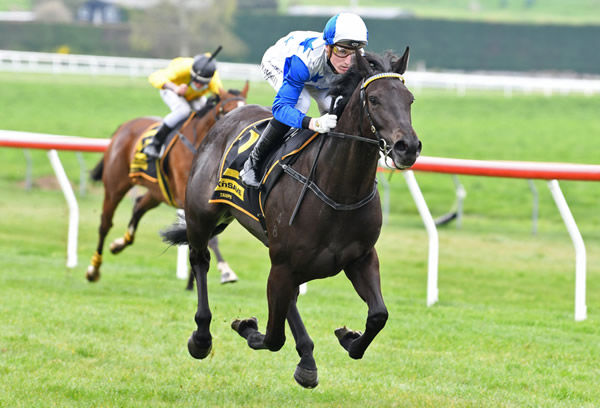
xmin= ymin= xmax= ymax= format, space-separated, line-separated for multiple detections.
xmin=326 ymin=44 xmax=356 ymax=74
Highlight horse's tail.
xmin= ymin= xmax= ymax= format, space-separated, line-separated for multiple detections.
xmin=90 ymin=158 xmax=104 ymax=181
xmin=161 ymin=215 xmax=189 ymax=246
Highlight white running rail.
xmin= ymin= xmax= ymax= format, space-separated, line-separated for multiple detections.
xmin=2 ymin=49 xmax=600 ymax=95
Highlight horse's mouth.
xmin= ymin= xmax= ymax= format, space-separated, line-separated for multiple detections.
xmin=391 ymin=138 xmax=421 ymax=170
xmin=391 ymin=153 xmax=418 ymax=170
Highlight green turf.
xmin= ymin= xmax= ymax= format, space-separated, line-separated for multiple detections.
xmin=1 ymin=71 xmax=599 ymax=406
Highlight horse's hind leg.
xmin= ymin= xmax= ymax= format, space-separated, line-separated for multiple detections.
xmin=207 ymin=236 xmax=238 ymax=284
xmin=336 ymin=248 xmax=388 ymax=359
xmin=86 ymin=183 xmax=131 ymax=282
xmin=231 ymin=264 xmax=295 ymax=352
xmin=187 ymin=245 xmax=213 ymax=359
xmin=110 ymin=192 xmax=160 ymax=254
xmin=287 ymin=290 xmax=318 ymax=388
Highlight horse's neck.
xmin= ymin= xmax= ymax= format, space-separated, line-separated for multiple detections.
xmin=191 ymin=112 xmax=216 ymax=148
xmin=316 ymin=105 xmax=379 ymax=201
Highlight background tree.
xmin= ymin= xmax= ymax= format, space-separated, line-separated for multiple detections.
xmin=128 ymin=0 xmax=246 ymax=59
xmin=33 ymin=0 xmax=73 ymax=22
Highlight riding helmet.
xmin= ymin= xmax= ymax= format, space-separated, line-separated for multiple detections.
xmin=322 ymin=12 xmax=368 ymax=49
xmin=190 ymin=54 xmax=216 ymax=84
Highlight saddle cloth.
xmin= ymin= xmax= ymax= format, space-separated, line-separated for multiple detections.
xmin=209 ymin=117 xmax=320 ymax=228
xmin=129 ymin=122 xmax=180 ymax=207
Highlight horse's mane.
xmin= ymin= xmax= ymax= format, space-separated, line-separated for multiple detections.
xmin=328 ymin=51 xmax=400 ymax=116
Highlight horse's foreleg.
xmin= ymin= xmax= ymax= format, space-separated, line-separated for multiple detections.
xmin=207 ymin=236 xmax=238 ymax=284
xmin=232 ymin=265 xmax=294 ymax=352
xmin=336 ymin=248 xmax=388 ymax=359
xmin=86 ymin=188 xmax=127 ymax=282
xmin=287 ymin=290 xmax=318 ymax=388
xmin=110 ymin=193 xmax=160 ymax=254
xmin=187 ymin=246 xmax=213 ymax=360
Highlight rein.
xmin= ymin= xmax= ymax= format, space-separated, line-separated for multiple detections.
xmin=326 ymin=73 xmax=405 ymax=157
xmin=285 ymin=72 xmax=404 ymax=223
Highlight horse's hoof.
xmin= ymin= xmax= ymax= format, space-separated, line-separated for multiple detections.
xmin=218 ymin=262 xmax=238 ymax=284
xmin=187 ymin=333 xmax=212 ymax=360
xmin=109 ymin=239 xmax=126 ymax=254
xmin=86 ymin=266 xmax=100 ymax=282
xmin=220 ymin=271 xmax=238 ymax=284
xmin=335 ymin=326 xmax=362 ymax=358
xmin=231 ymin=317 xmax=258 ymax=334
xmin=334 ymin=326 xmax=362 ymax=341
xmin=294 ymin=365 xmax=318 ymax=389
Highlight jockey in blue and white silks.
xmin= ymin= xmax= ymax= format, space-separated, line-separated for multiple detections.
xmin=261 ymin=31 xmax=339 ymax=129
xmin=240 ymin=12 xmax=369 ymax=188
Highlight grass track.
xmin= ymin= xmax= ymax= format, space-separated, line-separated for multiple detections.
xmin=1 ymin=72 xmax=600 ymax=406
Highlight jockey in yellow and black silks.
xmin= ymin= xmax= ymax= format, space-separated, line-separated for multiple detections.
xmin=143 ymin=50 xmax=224 ymax=159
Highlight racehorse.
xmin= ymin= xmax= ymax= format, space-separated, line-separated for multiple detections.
xmin=162 ymin=49 xmax=421 ymax=388
xmin=86 ymin=84 xmax=249 ymax=287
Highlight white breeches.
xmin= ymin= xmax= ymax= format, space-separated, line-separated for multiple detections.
xmin=160 ymin=89 xmax=207 ymax=127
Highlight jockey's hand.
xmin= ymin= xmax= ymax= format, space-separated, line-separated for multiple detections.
xmin=309 ymin=114 xmax=337 ymax=133
xmin=176 ymin=84 xmax=188 ymax=96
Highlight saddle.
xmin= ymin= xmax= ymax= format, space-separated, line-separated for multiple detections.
xmin=129 ymin=118 xmax=191 ymax=207
xmin=209 ymin=117 xmax=320 ymax=230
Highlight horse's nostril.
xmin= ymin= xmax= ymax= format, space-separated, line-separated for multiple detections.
xmin=394 ymin=140 xmax=407 ymax=152
xmin=417 ymin=141 xmax=422 ymax=154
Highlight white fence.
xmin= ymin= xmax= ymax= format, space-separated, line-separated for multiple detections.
xmin=2 ymin=49 xmax=600 ymax=95
xmin=2 ymin=130 xmax=598 ymax=320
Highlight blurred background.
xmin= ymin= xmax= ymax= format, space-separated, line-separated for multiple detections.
xmin=1 ymin=0 xmax=599 ymax=75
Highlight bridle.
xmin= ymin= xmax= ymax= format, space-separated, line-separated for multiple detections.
xmin=329 ymin=72 xmax=406 ymax=160
xmin=213 ymin=96 xmax=246 ymax=121
xmin=283 ymin=72 xmax=406 ymax=223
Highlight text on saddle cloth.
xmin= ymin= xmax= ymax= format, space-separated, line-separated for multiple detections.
xmin=209 ymin=118 xmax=320 ymax=226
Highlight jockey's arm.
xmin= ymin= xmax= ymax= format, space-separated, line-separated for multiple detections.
xmin=272 ymin=56 xmax=313 ymax=129
xmin=148 ymin=57 xmax=191 ymax=96
xmin=162 ymin=81 xmax=188 ymax=96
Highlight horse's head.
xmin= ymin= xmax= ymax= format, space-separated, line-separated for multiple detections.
xmin=214 ymin=81 xmax=249 ymax=119
xmin=330 ymin=48 xmax=421 ymax=170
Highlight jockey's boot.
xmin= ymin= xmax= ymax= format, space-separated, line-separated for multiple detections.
xmin=143 ymin=123 xmax=173 ymax=159
xmin=240 ymin=119 xmax=289 ymax=188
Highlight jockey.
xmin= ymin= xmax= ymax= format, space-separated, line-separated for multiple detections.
xmin=143 ymin=51 xmax=224 ymax=159
xmin=240 ymin=12 xmax=368 ymax=188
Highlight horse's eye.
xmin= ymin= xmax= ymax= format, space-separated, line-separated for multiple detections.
xmin=368 ymin=96 xmax=379 ymax=105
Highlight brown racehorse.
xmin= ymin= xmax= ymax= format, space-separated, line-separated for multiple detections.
xmin=162 ymin=49 xmax=421 ymax=387
xmin=86 ymin=84 xmax=249 ymax=286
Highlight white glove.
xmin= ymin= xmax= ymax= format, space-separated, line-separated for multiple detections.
xmin=309 ymin=114 xmax=337 ymax=133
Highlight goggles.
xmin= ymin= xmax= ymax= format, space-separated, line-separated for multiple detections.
xmin=190 ymin=72 xmax=211 ymax=85
xmin=331 ymin=44 xmax=364 ymax=58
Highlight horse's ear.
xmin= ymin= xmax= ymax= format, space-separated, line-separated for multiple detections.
xmin=392 ymin=46 xmax=410 ymax=74
xmin=355 ymin=49 xmax=373 ymax=77
xmin=241 ymin=80 xmax=249 ymax=98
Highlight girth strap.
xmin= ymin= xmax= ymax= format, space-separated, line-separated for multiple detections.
xmin=176 ymin=131 xmax=197 ymax=154
xmin=280 ymin=164 xmax=378 ymax=211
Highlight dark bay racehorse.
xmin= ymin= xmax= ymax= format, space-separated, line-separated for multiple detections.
xmin=162 ymin=49 xmax=420 ymax=387
xmin=87 ymin=84 xmax=249 ymax=287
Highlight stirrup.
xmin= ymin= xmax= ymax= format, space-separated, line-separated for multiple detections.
xmin=240 ymin=166 xmax=260 ymax=189
xmin=143 ymin=143 xmax=161 ymax=159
